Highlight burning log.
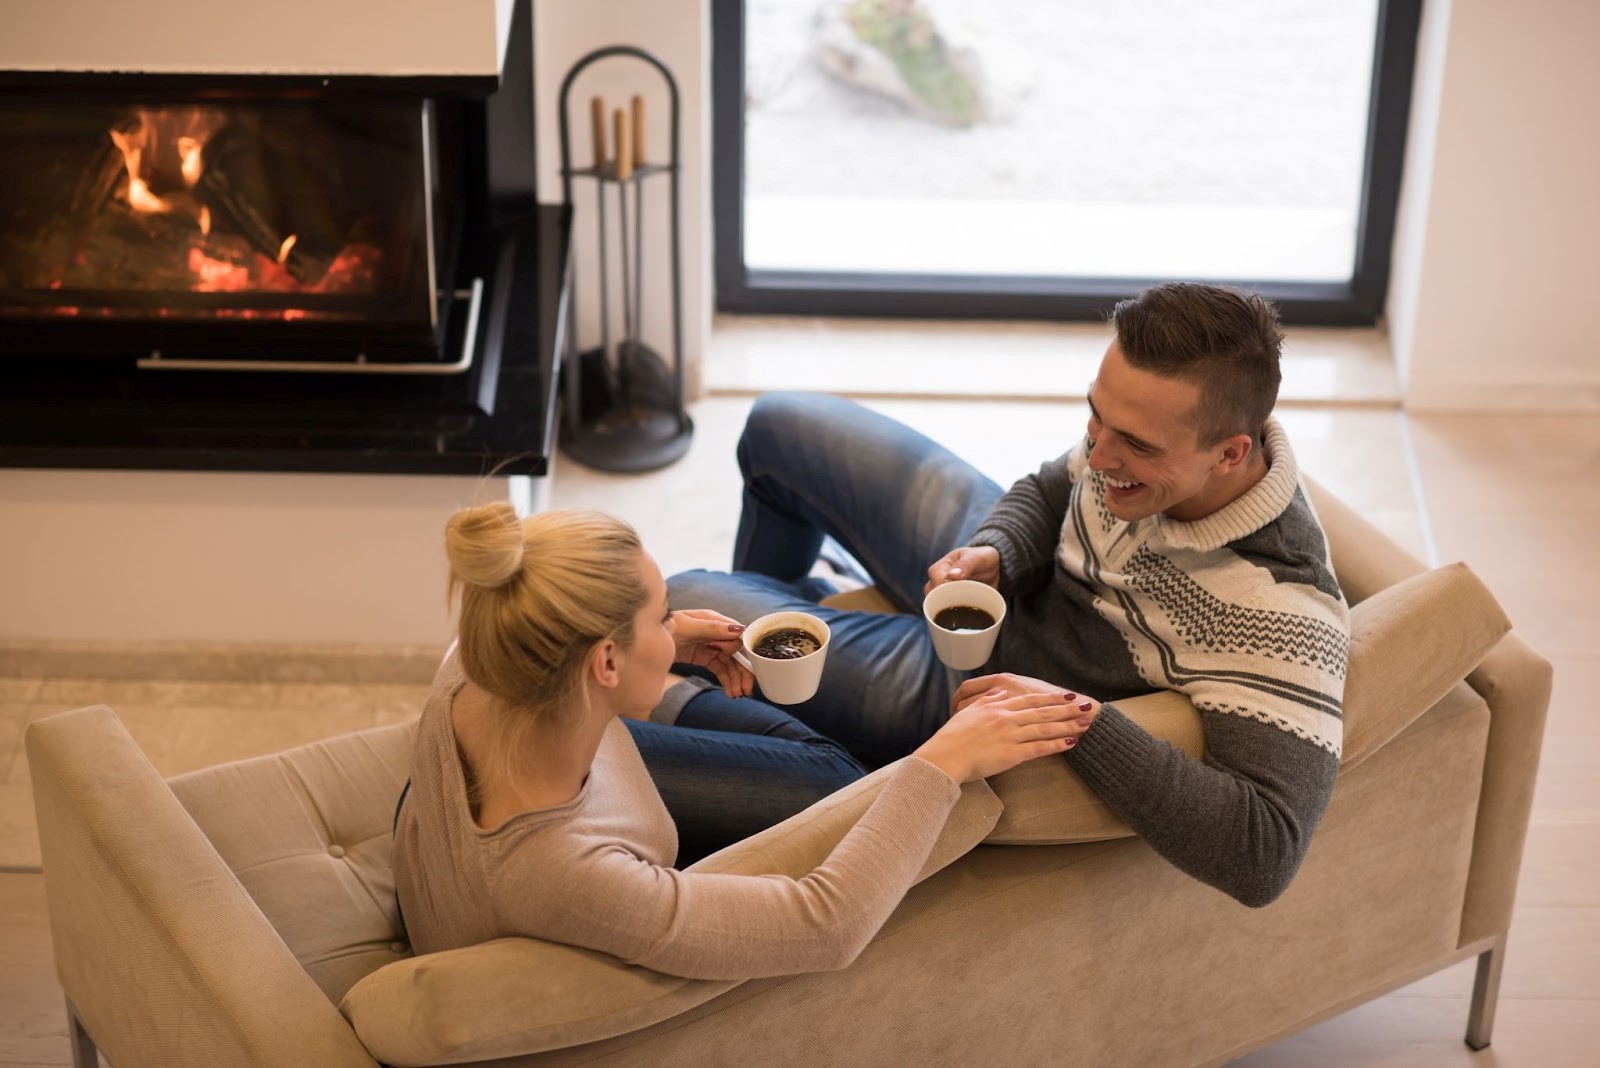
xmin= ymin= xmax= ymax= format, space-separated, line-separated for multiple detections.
xmin=195 ymin=166 xmax=330 ymax=285
xmin=192 ymin=122 xmax=334 ymax=286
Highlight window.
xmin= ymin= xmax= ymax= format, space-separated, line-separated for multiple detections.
xmin=714 ymin=0 xmax=1422 ymax=324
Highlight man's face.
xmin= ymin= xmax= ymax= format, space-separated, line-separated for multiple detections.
xmin=1084 ymin=341 xmax=1235 ymax=523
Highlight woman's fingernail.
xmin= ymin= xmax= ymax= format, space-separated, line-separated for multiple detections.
xmin=1062 ymin=692 xmax=1077 ymax=701
xmin=1078 ymin=701 xmax=1094 ymax=713
xmin=1063 ymin=738 xmax=1076 ymax=748
xmin=729 ymin=623 xmax=745 ymax=632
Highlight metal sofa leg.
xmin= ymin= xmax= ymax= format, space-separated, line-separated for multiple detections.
xmin=65 ymin=996 xmax=99 ymax=1068
xmin=1465 ymin=935 xmax=1507 ymax=1051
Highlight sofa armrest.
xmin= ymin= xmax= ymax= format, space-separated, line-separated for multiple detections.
xmin=1459 ymin=632 xmax=1554 ymax=946
xmin=24 ymin=706 xmax=376 ymax=1068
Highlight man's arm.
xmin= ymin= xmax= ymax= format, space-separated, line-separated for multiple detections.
xmin=967 ymin=451 xmax=1078 ymax=597
xmin=1064 ymin=707 xmax=1338 ymax=907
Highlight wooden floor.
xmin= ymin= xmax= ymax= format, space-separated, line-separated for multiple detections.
xmin=2 ymin=392 xmax=1596 ymax=1066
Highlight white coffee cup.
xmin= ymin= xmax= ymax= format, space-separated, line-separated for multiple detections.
xmin=923 ymin=579 xmax=1007 ymax=671
xmin=734 ymin=611 xmax=831 ymax=705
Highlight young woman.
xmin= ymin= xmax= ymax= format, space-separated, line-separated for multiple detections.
xmin=392 ymin=503 xmax=1096 ymax=981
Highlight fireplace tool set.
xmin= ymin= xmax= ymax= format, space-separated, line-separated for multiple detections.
xmin=556 ymin=46 xmax=693 ymax=472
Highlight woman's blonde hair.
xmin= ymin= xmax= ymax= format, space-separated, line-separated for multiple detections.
xmin=444 ymin=503 xmax=647 ymax=724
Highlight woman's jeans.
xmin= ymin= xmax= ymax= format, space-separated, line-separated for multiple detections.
xmin=666 ymin=392 xmax=1005 ymax=770
xmin=626 ymin=672 xmax=866 ymax=866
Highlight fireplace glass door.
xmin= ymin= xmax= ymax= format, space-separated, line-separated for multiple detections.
xmin=0 ymin=95 xmax=460 ymax=362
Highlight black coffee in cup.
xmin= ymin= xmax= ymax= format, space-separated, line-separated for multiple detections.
xmin=932 ymin=605 xmax=996 ymax=633
xmin=752 ymin=627 xmax=822 ymax=660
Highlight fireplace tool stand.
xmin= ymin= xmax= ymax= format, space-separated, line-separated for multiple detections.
xmin=556 ymin=46 xmax=693 ymax=472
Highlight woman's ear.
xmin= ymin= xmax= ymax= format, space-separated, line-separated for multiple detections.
xmin=588 ymin=638 xmax=622 ymax=690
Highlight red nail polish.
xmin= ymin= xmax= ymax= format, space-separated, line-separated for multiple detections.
xmin=1062 ymin=691 xmax=1077 ymax=701
xmin=1063 ymin=738 xmax=1076 ymax=748
xmin=1078 ymin=701 xmax=1094 ymax=712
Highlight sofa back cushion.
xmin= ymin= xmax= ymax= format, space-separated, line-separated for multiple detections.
xmin=167 ymin=720 xmax=416 ymax=1003
xmin=985 ymin=561 xmax=1511 ymax=844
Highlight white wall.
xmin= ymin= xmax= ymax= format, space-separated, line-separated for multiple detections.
xmin=1389 ymin=0 xmax=1600 ymax=410
xmin=0 ymin=0 xmax=507 ymax=77
xmin=534 ymin=0 xmax=712 ymax=397
xmin=0 ymin=472 xmax=533 ymax=645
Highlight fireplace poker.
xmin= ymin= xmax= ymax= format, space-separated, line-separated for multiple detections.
xmin=631 ymin=93 xmax=646 ymax=382
xmin=613 ymin=105 xmax=635 ymax=409
xmin=590 ymin=96 xmax=612 ymax=392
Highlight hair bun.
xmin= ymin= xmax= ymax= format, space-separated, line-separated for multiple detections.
xmin=445 ymin=501 xmax=525 ymax=589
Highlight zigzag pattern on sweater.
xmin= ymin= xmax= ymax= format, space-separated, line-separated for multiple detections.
xmin=1122 ymin=546 xmax=1348 ymax=679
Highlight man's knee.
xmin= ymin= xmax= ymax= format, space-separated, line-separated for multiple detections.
xmin=666 ymin=568 xmax=728 ymax=606
xmin=738 ymin=392 xmax=857 ymax=479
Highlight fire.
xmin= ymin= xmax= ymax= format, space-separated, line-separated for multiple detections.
xmin=176 ymin=135 xmax=204 ymax=187
xmin=44 ymin=104 xmax=386 ymax=320
xmin=109 ymin=122 xmax=171 ymax=214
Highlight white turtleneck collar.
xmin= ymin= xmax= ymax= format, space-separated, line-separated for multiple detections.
xmin=1153 ymin=417 xmax=1299 ymax=553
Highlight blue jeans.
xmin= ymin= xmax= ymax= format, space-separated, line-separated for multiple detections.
xmin=627 ymin=669 xmax=867 ymax=866
xmin=668 ymin=392 xmax=1005 ymax=769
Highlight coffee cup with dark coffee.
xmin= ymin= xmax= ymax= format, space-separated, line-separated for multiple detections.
xmin=735 ymin=611 xmax=831 ymax=704
xmin=923 ymin=579 xmax=1006 ymax=670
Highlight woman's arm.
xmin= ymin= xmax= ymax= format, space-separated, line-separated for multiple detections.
xmin=500 ymin=692 xmax=1090 ymax=980
xmin=543 ymin=756 xmax=963 ymax=980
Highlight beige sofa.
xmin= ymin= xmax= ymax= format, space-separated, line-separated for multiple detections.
xmin=26 ymin=478 xmax=1551 ymax=1067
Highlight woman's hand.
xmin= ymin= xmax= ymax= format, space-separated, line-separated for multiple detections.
xmin=951 ymin=672 xmax=1097 ymax=716
xmin=924 ymin=545 xmax=1001 ymax=594
xmin=671 ymin=609 xmax=755 ymax=699
xmin=913 ymin=686 xmax=1099 ymax=784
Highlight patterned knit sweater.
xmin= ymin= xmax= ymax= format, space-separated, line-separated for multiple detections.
xmin=969 ymin=418 xmax=1349 ymax=906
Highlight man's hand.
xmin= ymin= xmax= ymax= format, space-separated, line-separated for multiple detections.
xmin=925 ymin=545 xmax=1001 ymax=594
xmin=671 ymin=610 xmax=755 ymax=699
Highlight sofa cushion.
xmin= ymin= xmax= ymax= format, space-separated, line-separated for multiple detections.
xmin=1338 ymin=561 xmax=1510 ymax=770
xmin=984 ymin=561 xmax=1510 ymax=844
xmin=167 ymin=720 xmax=416 ymax=1003
xmin=339 ymin=763 xmax=1000 ymax=1065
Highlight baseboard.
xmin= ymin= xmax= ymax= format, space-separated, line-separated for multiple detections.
xmin=0 ymin=638 xmax=446 ymax=685
xmin=1404 ymin=379 xmax=1600 ymax=412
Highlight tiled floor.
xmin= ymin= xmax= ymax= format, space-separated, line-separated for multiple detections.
xmin=1 ymin=388 xmax=1596 ymax=1065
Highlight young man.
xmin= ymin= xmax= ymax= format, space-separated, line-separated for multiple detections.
xmin=667 ymin=282 xmax=1349 ymax=906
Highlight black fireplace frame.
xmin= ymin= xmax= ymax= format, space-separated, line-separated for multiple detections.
xmin=0 ymin=0 xmax=570 ymax=478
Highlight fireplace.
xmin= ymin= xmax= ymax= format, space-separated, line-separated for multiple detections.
xmin=0 ymin=0 xmax=569 ymax=476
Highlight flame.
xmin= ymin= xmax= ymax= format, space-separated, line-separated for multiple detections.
xmin=198 ymin=206 xmax=211 ymax=235
xmin=109 ymin=122 xmax=171 ymax=214
xmin=276 ymin=234 xmax=298 ymax=264
xmin=177 ymin=135 xmax=204 ymax=187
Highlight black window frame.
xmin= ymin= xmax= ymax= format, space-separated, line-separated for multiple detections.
xmin=713 ymin=0 xmax=1423 ymax=326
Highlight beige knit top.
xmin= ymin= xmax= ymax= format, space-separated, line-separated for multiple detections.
xmin=392 ymin=656 xmax=963 ymax=981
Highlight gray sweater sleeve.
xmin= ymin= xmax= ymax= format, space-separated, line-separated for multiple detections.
xmin=1065 ymin=705 xmax=1339 ymax=907
xmin=968 ymin=452 xmax=1077 ymax=596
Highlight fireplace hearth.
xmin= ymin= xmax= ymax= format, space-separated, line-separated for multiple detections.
xmin=0 ymin=0 xmax=568 ymax=476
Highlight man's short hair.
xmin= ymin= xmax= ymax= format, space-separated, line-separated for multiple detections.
xmin=1110 ymin=282 xmax=1284 ymax=448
